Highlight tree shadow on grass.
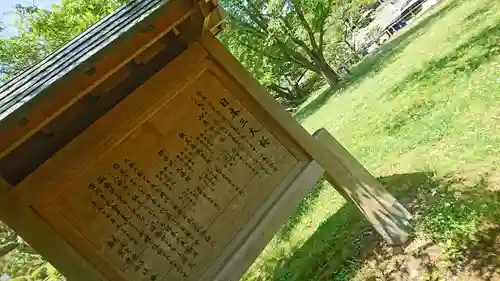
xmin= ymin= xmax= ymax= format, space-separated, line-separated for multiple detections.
xmin=385 ymin=23 xmax=500 ymax=100
xmin=345 ymin=0 xmax=460 ymax=87
xmin=415 ymin=173 xmax=500 ymax=280
xmin=461 ymin=3 xmax=494 ymax=29
xmin=459 ymin=225 xmax=500 ymax=280
xmin=266 ymin=170 xmax=500 ymax=281
xmin=294 ymin=87 xmax=338 ymax=122
xmin=293 ymin=0 xmax=461 ymax=123
xmin=274 ymin=180 xmax=327 ymax=242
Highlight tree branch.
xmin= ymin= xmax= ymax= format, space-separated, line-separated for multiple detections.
xmin=319 ymin=26 xmax=326 ymax=53
xmin=241 ymin=4 xmax=269 ymax=33
xmin=244 ymin=8 xmax=319 ymax=71
xmin=275 ymin=40 xmax=321 ymax=72
xmin=278 ymin=17 xmax=311 ymax=51
xmin=234 ymin=37 xmax=283 ymax=63
xmin=290 ymin=0 xmax=319 ymax=51
xmin=17 ymin=243 xmax=37 ymax=255
xmin=227 ymin=16 xmax=268 ymax=40
xmin=278 ymin=17 xmax=323 ymax=65
xmin=0 ymin=242 xmax=18 ymax=257
xmin=297 ymin=69 xmax=307 ymax=84
xmin=234 ymin=1 xmax=323 ymax=73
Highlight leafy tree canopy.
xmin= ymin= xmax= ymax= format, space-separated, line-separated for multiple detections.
xmin=0 ymin=0 xmax=129 ymax=80
xmin=219 ymin=0 xmax=342 ymax=87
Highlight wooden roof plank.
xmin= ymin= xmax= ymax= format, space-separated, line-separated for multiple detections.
xmin=0 ymin=0 xmax=168 ymax=119
xmin=0 ymin=0 xmax=196 ymax=158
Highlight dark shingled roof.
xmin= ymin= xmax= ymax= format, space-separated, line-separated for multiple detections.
xmin=0 ymin=0 xmax=169 ymax=121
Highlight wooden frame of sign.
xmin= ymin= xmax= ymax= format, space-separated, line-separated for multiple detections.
xmin=0 ymin=1 xmax=412 ymax=281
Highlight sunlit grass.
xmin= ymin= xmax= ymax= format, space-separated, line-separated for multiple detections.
xmin=243 ymin=0 xmax=500 ymax=280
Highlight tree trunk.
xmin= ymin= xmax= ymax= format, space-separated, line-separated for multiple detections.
xmin=319 ymin=64 xmax=340 ymax=88
xmin=293 ymin=86 xmax=307 ymax=100
xmin=269 ymin=84 xmax=293 ymax=100
xmin=268 ymin=83 xmax=308 ymax=107
xmin=310 ymin=50 xmax=341 ymax=88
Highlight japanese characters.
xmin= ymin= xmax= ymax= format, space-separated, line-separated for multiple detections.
xmin=50 ymin=72 xmax=298 ymax=281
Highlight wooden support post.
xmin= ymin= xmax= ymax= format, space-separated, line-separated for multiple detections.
xmin=0 ymin=179 xmax=104 ymax=281
xmin=313 ymin=128 xmax=413 ymax=245
xmin=208 ymin=161 xmax=325 ymax=281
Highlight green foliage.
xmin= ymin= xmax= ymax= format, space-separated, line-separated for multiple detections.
xmin=219 ymin=0 xmax=376 ymax=106
xmin=415 ymin=177 xmax=500 ymax=264
xmin=0 ymin=0 xmax=129 ymax=81
xmin=218 ymin=23 xmax=285 ymax=86
xmin=1 ymin=221 xmax=64 ymax=281
xmin=219 ymin=0 xmax=343 ymax=88
xmin=0 ymin=31 xmax=47 ymax=80
xmin=219 ymin=20 xmax=317 ymax=108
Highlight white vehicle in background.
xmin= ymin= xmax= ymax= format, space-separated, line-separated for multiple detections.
xmin=355 ymin=0 xmax=441 ymax=54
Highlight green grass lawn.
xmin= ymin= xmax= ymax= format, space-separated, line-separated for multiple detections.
xmin=243 ymin=0 xmax=500 ymax=280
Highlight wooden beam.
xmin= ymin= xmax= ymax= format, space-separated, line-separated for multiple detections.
xmin=200 ymin=161 xmax=324 ymax=281
xmin=0 ymin=0 xmax=194 ymax=159
xmin=0 ymin=31 xmax=188 ymax=186
xmin=313 ymin=128 xmax=412 ymax=245
xmin=203 ymin=8 xmax=222 ymax=32
xmin=0 ymin=181 xmax=105 ymax=281
xmin=0 ymin=177 xmax=9 ymax=193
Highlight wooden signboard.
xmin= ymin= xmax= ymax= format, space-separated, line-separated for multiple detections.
xmin=12 ymin=45 xmax=311 ymax=281
xmin=0 ymin=1 xmax=412 ymax=281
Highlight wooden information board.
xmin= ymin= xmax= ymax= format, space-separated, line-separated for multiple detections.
xmin=43 ymin=69 xmax=297 ymax=281
xmin=6 ymin=44 xmax=311 ymax=281
xmin=0 ymin=1 xmax=412 ymax=281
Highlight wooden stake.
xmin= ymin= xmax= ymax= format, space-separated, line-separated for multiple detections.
xmin=0 ymin=179 xmax=104 ymax=281
xmin=205 ymin=161 xmax=325 ymax=281
xmin=313 ymin=128 xmax=413 ymax=245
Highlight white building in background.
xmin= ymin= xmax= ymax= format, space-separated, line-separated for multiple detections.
xmin=354 ymin=0 xmax=441 ymax=54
